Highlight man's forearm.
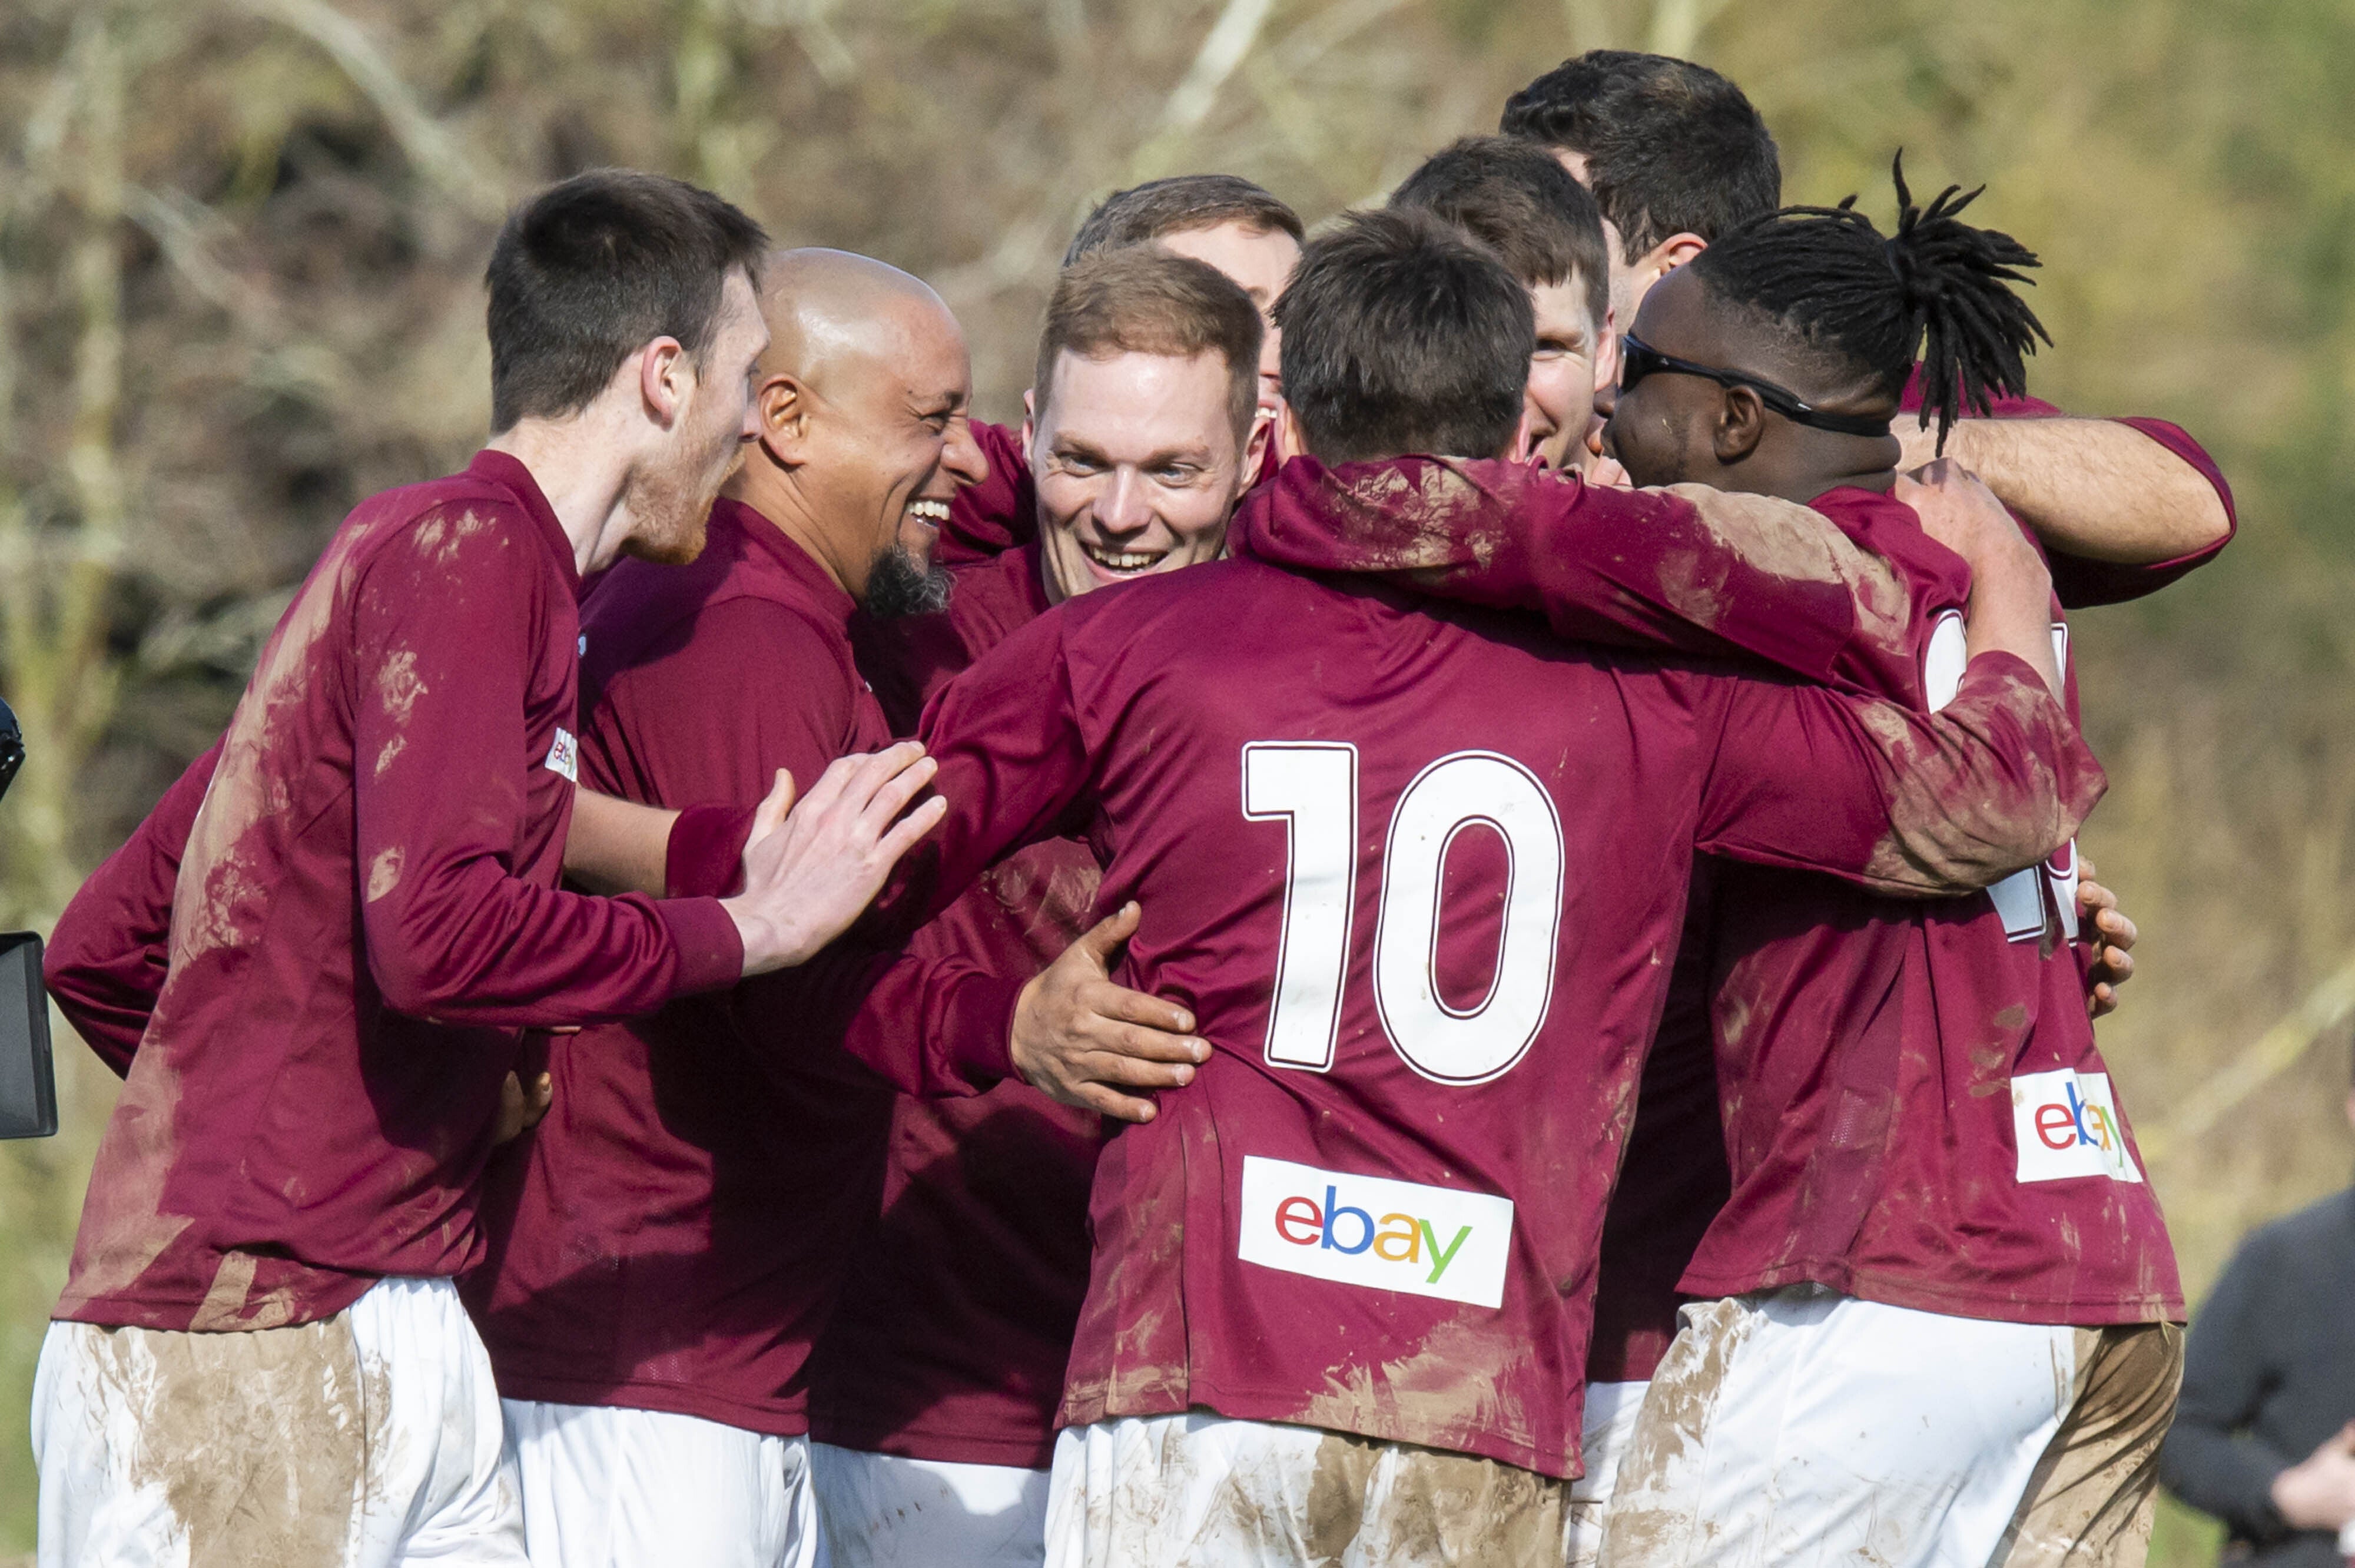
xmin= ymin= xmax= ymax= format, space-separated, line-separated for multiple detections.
xmin=564 ymin=787 xmax=679 ymax=897
xmin=1899 ymin=416 xmax=2230 ymax=565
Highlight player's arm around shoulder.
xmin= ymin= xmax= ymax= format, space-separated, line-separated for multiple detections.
xmin=1896 ymin=410 xmax=2235 ymax=600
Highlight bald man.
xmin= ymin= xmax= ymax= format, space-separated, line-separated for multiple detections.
xmin=462 ymin=249 xmax=1062 ymax=1568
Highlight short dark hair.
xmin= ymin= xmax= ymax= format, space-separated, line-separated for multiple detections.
xmin=1500 ymin=51 xmax=1780 ymax=262
xmin=1034 ymin=247 xmax=1264 ymax=444
xmin=1389 ymin=135 xmax=1610 ymax=330
xmin=486 ymin=168 xmax=769 ymax=432
xmin=1063 ymin=174 xmax=1305 ymax=267
xmin=1274 ymin=209 xmax=1533 ymax=465
xmin=1691 ymin=157 xmax=2051 ymax=448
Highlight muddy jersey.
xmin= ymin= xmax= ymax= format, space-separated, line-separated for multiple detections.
xmin=816 ymin=542 xmax=1109 ymax=1470
xmin=1238 ymin=462 xmax=2199 ymax=1330
xmin=55 ymin=451 xmax=744 ymax=1334
xmin=867 ymin=549 xmax=2100 ymax=1479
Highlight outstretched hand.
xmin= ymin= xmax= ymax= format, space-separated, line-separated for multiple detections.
xmin=722 ymin=742 xmax=948 ymax=975
xmin=1011 ymin=902 xmax=1210 ymax=1123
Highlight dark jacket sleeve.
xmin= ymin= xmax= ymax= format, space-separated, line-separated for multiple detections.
xmin=2160 ymin=1228 xmax=2295 ymax=1543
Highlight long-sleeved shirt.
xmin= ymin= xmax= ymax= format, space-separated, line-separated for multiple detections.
xmin=54 ymin=450 xmax=744 ymax=1334
xmin=2160 ymin=1188 xmax=2355 ymax=1568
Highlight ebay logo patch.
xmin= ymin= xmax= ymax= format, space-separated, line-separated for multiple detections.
xmin=2012 ymin=1069 xmax=2143 ymax=1185
xmin=1236 ymin=1155 xmax=1513 ymax=1309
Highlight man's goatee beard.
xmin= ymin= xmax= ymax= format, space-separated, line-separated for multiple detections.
xmin=863 ymin=542 xmax=953 ymax=619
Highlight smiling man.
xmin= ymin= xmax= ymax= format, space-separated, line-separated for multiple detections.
xmin=1389 ymin=135 xmax=1619 ymax=472
xmin=813 ymin=246 xmax=1266 ymax=1568
xmin=940 ymin=174 xmax=1302 ymax=564
xmin=460 ymin=248 xmax=995 ymax=1568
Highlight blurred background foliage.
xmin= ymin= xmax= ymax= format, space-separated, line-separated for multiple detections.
xmin=0 ymin=0 xmax=2347 ymax=1558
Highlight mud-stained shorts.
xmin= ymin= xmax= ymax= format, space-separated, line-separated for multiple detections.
xmin=1565 ymin=1381 xmax=1647 ymax=1568
xmin=811 ymin=1441 xmax=1047 ymax=1567
xmin=503 ymin=1400 xmax=820 ymax=1568
xmin=35 ymin=1275 xmax=525 ymax=1568
xmin=1043 ymin=1412 xmax=1573 ymax=1568
xmin=1598 ymin=1287 xmax=2182 ymax=1568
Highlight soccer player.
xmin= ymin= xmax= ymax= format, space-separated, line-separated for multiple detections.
xmin=810 ymin=244 xmax=1270 ymax=1566
xmin=1247 ymin=173 xmax=2199 ymax=1566
xmin=847 ymin=208 xmax=2101 ymax=1566
xmin=804 ymin=240 xmax=1287 ymax=1568
xmin=941 ymin=173 xmax=1302 ymax=563
xmin=31 ymin=173 xmax=947 ymax=1567
xmin=1388 ymin=134 xmax=1620 ymax=472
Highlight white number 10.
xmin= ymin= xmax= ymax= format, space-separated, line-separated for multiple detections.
xmin=1242 ymin=742 xmax=1565 ymax=1086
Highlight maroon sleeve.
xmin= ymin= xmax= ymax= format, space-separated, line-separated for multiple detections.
xmin=43 ymin=741 xmax=222 ymax=1076
xmin=2046 ymin=417 xmax=2237 ymax=608
xmin=1234 ymin=457 xmax=1882 ymax=688
xmin=1693 ymin=653 xmax=2105 ymax=897
xmin=347 ymin=521 xmax=741 ymax=1027
xmin=768 ymin=933 xmax=1031 ymax=1099
xmin=666 ymin=804 xmax=752 ymax=900
xmin=940 ymin=420 xmax=1036 ymax=566
xmin=863 ymin=609 xmax=1096 ymax=940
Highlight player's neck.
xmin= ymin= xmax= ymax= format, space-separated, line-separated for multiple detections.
xmin=724 ymin=464 xmax=857 ymax=601
xmin=483 ymin=415 xmax=638 ymax=576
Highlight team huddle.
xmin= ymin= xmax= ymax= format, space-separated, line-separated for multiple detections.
xmin=29 ymin=48 xmax=2234 ymax=1568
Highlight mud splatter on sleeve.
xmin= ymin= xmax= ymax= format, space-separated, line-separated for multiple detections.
xmin=44 ymin=741 xmax=223 ymax=1076
xmin=349 ymin=510 xmax=730 ymax=1026
xmin=1236 ymin=457 xmax=1905 ymax=687
xmin=1693 ymin=651 xmax=2104 ymax=896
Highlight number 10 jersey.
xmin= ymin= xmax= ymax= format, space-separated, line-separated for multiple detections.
xmin=876 ymin=552 xmax=2102 ymax=1479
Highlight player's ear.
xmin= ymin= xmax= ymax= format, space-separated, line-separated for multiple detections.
xmin=756 ymin=373 xmax=814 ymax=469
xmin=1020 ymin=387 xmax=1037 ymax=461
xmin=1711 ymin=386 xmax=1767 ymax=465
xmin=1642 ymin=233 xmax=1708 ymax=288
xmin=1593 ymin=310 xmax=1621 ymax=396
xmin=1274 ymin=401 xmax=1308 ymax=463
xmin=636 ymin=336 xmax=689 ymax=430
xmin=1242 ymin=404 xmax=1273 ymax=479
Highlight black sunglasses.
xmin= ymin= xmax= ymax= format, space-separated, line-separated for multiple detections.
xmin=1618 ymin=333 xmax=1893 ymax=439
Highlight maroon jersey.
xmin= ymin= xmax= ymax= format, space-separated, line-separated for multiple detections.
xmin=46 ymin=741 xmax=223 ymax=1079
xmin=867 ymin=542 xmax=2099 ymax=1479
xmin=1240 ymin=459 xmax=2200 ymax=1338
xmin=466 ymin=498 xmax=903 ymax=1436
xmin=56 ymin=452 xmax=744 ymax=1334
xmin=817 ymin=542 xmax=1108 ymax=1469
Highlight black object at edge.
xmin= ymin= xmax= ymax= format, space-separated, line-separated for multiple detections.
xmin=0 ymin=934 xmax=57 ymax=1139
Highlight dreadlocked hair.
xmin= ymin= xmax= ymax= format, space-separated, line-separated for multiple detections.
xmin=1687 ymin=153 xmax=2051 ymax=450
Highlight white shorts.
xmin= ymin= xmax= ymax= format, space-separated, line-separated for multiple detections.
xmin=1565 ymin=1380 xmax=1647 ymax=1568
xmin=35 ymin=1275 xmax=525 ymax=1568
xmin=1043 ymin=1411 xmax=1573 ymax=1568
xmin=502 ymin=1400 xmax=821 ymax=1568
xmin=808 ymin=1442 xmax=1047 ymax=1567
xmin=1601 ymin=1287 xmax=2089 ymax=1568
